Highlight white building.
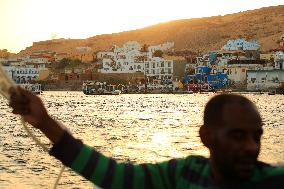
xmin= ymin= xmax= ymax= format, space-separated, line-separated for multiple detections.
xmin=145 ymin=57 xmax=173 ymax=80
xmin=226 ymin=66 xmax=247 ymax=84
xmin=0 ymin=58 xmax=8 ymax=64
xmin=100 ymin=58 xmax=145 ymax=74
xmin=2 ymin=65 xmax=44 ymax=84
xmin=148 ymin=42 xmax=174 ymax=57
xmin=227 ymin=62 xmax=263 ymax=85
xmin=98 ymin=41 xmax=174 ymax=80
xmin=222 ymin=38 xmax=260 ymax=51
xmin=122 ymin=41 xmax=141 ymax=52
xmin=280 ymin=34 xmax=284 ymax=47
xmin=274 ymin=51 xmax=284 ymax=70
xmin=28 ymin=57 xmax=50 ymax=64
xmin=76 ymin=47 xmax=92 ymax=52
xmin=247 ymin=70 xmax=284 ymax=91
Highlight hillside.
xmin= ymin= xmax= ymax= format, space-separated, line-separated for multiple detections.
xmin=19 ymin=5 xmax=284 ymax=57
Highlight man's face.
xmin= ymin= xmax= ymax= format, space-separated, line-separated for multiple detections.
xmin=210 ymin=102 xmax=263 ymax=181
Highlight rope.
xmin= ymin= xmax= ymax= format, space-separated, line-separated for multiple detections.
xmin=53 ymin=166 xmax=65 ymax=189
xmin=1 ymin=65 xmax=65 ymax=189
xmin=18 ymin=97 xmax=66 ymax=189
xmin=20 ymin=118 xmax=49 ymax=152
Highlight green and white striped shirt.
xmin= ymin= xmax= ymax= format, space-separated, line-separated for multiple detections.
xmin=50 ymin=131 xmax=284 ymax=189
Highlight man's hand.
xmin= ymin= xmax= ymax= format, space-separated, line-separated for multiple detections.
xmin=9 ymin=86 xmax=49 ymax=129
xmin=9 ymin=87 xmax=64 ymax=144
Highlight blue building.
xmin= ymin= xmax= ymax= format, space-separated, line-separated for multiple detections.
xmin=184 ymin=66 xmax=228 ymax=89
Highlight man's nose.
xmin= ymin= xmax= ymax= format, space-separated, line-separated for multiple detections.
xmin=244 ymin=136 xmax=260 ymax=153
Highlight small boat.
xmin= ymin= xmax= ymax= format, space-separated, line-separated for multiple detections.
xmin=268 ymin=90 xmax=276 ymax=95
xmin=20 ymin=83 xmax=42 ymax=94
xmin=173 ymin=90 xmax=193 ymax=94
xmin=82 ymin=81 xmax=121 ymax=95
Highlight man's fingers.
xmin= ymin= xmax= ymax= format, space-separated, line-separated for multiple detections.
xmin=9 ymin=94 xmax=30 ymax=116
xmin=12 ymin=107 xmax=30 ymax=115
xmin=10 ymin=95 xmax=29 ymax=107
xmin=16 ymin=86 xmax=34 ymax=98
xmin=9 ymin=101 xmax=28 ymax=109
xmin=9 ymin=87 xmax=30 ymax=104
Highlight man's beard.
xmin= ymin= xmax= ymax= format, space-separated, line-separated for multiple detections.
xmin=211 ymin=145 xmax=259 ymax=182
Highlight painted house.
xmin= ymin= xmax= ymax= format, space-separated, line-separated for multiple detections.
xmin=247 ymin=70 xmax=284 ymax=91
xmin=222 ymin=38 xmax=260 ymax=51
xmin=184 ymin=66 xmax=228 ymax=89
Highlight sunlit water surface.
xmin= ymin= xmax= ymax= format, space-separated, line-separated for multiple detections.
xmin=0 ymin=92 xmax=283 ymax=188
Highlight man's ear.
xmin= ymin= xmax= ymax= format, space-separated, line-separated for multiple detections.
xmin=199 ymin=125 xmax=213 ymax=148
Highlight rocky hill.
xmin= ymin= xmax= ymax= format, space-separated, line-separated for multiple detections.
xmin=19 ymin=5 xmax=284 ymax=57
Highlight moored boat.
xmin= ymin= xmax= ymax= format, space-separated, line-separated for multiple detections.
xmin=82 ymin=81 xmax=121 ymax=95
xmin=20 ymin=83 xmax=42 ymax=94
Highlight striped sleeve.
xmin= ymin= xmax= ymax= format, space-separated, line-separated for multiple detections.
xmin=49 ymin=131 xmax=181 ymax=189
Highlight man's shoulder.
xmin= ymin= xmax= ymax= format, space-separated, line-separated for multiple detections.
xmin=167 ymin=155 xmax=210 ymax=175
xmin=254 ymin=161 xmax=284 ymax=176
xmin=182 ymin=155 xmax=210 ymax=175
xmin=251 ymin=161 xmax=284 ymax=186
xmin=184 ymin=155 xmax=210 ymax=164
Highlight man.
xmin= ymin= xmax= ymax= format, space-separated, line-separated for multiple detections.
xmin=9 ymin=87 xmax=284 ymax=189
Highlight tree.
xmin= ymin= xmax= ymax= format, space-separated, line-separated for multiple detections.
xmin=140 ymin=44 xmax=149 ymax=52
xmin=56 ymin=58 xmax=82 ymax=69
xmin=0 ymin=49 xmax=12 ymax=58
xmin=56 ymin=58 xmax=70 ymax=69
xmin=153 ymin=50 xmax=163 ymax=58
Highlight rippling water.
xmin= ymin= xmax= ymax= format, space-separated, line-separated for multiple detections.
xmin=0 ymin=92 xmax=283 ymax=188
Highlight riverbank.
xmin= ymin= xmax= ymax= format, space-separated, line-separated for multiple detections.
xmin=38 ymin=80 xmax=284 ymax=94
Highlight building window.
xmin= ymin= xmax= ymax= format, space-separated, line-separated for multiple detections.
xmin=168 ymin=62 xmax=171 ymax=67
xmin=145 ymin=63 xmax=149 ymax=68
xmin=168 ymin=69 xmax=171 ymax=74
xmin=153 ymin=63 xmax=155 ymax=68
xmin=161 ymin=62 xmax=164 ymax=67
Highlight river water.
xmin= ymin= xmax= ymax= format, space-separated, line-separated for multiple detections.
xmin=0 ymin=92 xmax=283 ymax=188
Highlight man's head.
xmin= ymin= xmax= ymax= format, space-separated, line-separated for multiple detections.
xmin=200 ymin=94 xmax=263 ymax=181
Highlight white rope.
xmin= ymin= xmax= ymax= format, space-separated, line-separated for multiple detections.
xmin=0 ymin=65 xmax=65 ymax=189
xmin=20 ymin=118 xmax=49 ymax=152
xmin=53 ymin=166 xmax=65 ymax=189
xmin=21 ymin=118 xmax=66 ymax=188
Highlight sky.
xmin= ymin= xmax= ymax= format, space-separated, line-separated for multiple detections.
xmin=0 ymin=0 xmax=283 ymax=53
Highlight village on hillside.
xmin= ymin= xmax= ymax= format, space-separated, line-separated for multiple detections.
xmin=0 ymin=34 xmax=284 ymax=94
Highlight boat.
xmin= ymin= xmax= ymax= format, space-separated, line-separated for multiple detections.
xmin=173 ymin=90 xmax=193 ymax=94
xmin=268 ymin=90 xmax=276 ymax=95
xmin=82 ymin=81 xmax=121 ymax=95
xmin=214 ymin=89 xmax=232 ymax=94
xmin=20 ymin=83 xmax=42 ymax=94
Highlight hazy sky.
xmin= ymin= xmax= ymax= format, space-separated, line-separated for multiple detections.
xmin=0 ymin=0 xmax=283 ymax=53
